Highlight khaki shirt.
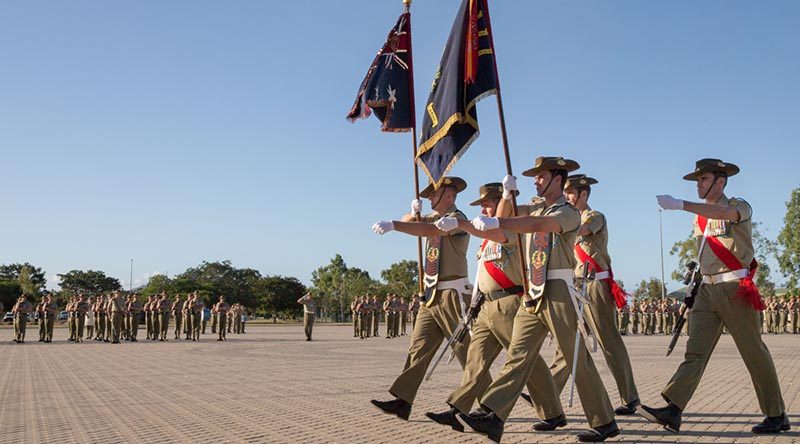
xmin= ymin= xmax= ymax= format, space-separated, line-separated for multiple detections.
xmin=574 ymin=206 xmax=612 ymax=277
xmin=129 ymin=301 xmax=143 ymax=313
xmin=476 ymin=231 xmax=523 ymax=294
xmin=215 ymin=302 xmax=230 ymax=314
xmin=421 ymin=204 xmax=469 ymax=281
xmin=693 ymin=194 xmax=754 ymax=275
xmin=46 ymin=302 xmax=58 ymax=315
xmin=519 ymin=196 xmax=581 ymax=273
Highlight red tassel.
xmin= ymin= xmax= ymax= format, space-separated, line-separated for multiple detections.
xmin=610 ymin=282 xmax=627 ymax=309
xmin=737 ymin=259 xmax=765 ymax=311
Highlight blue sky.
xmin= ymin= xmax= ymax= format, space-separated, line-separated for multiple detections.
xmin=1 ymin=1 xmax=798 ymax=292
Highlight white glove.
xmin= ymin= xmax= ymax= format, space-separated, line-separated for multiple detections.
xmin=434 ymin=216 xmax=459 ymax=232
xmin=656 ymin=195 xmax=684 ymax=211
xmin=372 ymin=220 xmax=395 ymax=235
xmin=471 ymin=215 xmax=499 ymax=231
xmin=410 ymin=199 xmax=422 ymax=216
xmin=502 ymin=175 xmax=517 ymax=200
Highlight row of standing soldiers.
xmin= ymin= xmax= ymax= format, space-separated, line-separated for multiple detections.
xmin=616 ymin=299 xmax=680 ymax=336
xmin=763 ymin=296 xmax=799 ymax=334
xmin=11 ymin=292 xmax=247 ymax=344
xmin=351 ymin=294 xmax=420 ymax=339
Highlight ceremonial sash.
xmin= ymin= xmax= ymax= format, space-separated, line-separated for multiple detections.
xmin=574 ymin=244 xmax=627 ymax=309
xmin=479 ymin=239 xmax=517 ymax=291
xmin=697 ymin=216 xmax=764 ymax=311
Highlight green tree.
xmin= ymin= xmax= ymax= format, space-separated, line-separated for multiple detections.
xmin=141 ymin=274 xmax=175 ymax=296
xmin=173 ymin=261 xmax=261 ymax=308
xmin=255 ymin=275 xmax=306 ymax=322
xmin=310 ymin=254 xmax=380 ymax=321
xmin=0 ymin=263 xmax=47 ymax=295
xmin=58 ymin=270 xmax=122 ymax=296
xmin=669 ymin=235 xmax=698 ymax=282
xmin=380 ymin=260 xmax=419 ymax=296
xmin=632 ymin=277 xmax=665 ymax=301
xmin=0 ymin=280 xmax=23 ymax=313
xmin=777 ymin=188 xmax=800 ymax=290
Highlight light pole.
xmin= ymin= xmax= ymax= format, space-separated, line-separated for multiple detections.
xmin=129 ymin=259 xmax=134 ymax=292
xmin=659 ymin=210 xmax=666 ymax=300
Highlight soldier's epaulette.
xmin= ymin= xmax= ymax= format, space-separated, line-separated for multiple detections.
xmin=530 ymin=196 xmax=546 ymax=205
xmin=584 ymin=210 xmax=602 ymax=223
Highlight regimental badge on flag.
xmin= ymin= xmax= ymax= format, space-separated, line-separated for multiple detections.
xmin=347 ymin=12 xmax=415 ymax=132
xmin=416 ymin=0 xmax=498 ymax=189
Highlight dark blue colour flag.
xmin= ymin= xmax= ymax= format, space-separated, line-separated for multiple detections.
xmin=347 ymin=12 xmax=415 ymax=132
xmin=416 ymin=0 xmax=498 ymax=189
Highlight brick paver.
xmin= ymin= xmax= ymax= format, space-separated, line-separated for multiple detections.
xmin=0 ymin=325 xmax=797 ymax=443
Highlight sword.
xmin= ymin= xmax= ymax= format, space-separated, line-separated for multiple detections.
xmin=425 ymin=264 xmax=483 ymax=381
xmin=568 ymin=261 xmax=595 ymax=408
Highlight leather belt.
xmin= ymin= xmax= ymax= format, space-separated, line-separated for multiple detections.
xmin=702 ymin=268 xmax=748 ymax=285
xmin=482 ymin=286 xmax=524 ymax=302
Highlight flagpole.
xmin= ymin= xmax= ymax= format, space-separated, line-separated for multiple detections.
xmin=404 ymin=0 xmax=425 ymax=296
xmin=659 ymin=209 xmax=666 ymax=300
xmin=481 ymin=0 xmax=529 ymax=296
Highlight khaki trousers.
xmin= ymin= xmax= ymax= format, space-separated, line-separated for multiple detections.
xmin=159 ymin=313 xmax=169 ymax=339
xmin=353 ymin=312 xmax=359 ymax=336
xmin=76 ymin=316 xmax=85 ymax=340
xmin=45 ymin=315 xmax=55 ymax=341
xmin=39 ymin=316 xmax=47 ymax=341
xmin=373 ymin=311 xmax=379 ymax=336
xmin=15 ymin=316 xmax=27 ymax=341
xmin=480 ymin=280 xmax=615 ymax=427
xmin=548 ymin=280 xmax=639 ymax=405
xmin=174 ymin=313 xmax=183 ymax=338
xmin=111 ymin=312 xmax=124 ymax=342
xmin=662 ymin=281 xmax=785 ymax=416
xmin=130 ymin=314 xmax=140 ymax=339
xmin=218 ymin=315 xmax=227 ymax=340
xmin=304 ymin=313 xmax=315 ymax=339
xmin=389 ymin=289 xmax=475 ymax=405
xmin=97 ymin=313 xmax=107 ymax=339
xmin=447 ymin=295 xmax=562 ymax=420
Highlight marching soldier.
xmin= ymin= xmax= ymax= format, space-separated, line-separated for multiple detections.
xmin=370 ymin=176 xmax=478 ymax=422
xmin=357 ymin=296 xmax=369 ymax=339
xmin=462 ymin=158 xmax=619 ymax=442
xmin=619 ymin=304 xmax=630 ymax=336
xmin=426 ymin=182 xmax=564 ymax=434
xmin=200 ymin=296 xmax=208 ymax=335
xmin=297 ymin=292 xmax=316 ymax=341
xmin=641 ymin=158 xmax=789 ymax=434
xmin=143 ymin=295 xmax=154 ymax=340
xmin=542 ymin=174 xmax=640 ymax=415
xmin=214 ymin=296 xmax=230 ymax=341
xmin=791 ymin=295 xmax=799 ymax=334
xmin=12 ymin=295 xmax=33 ymax=343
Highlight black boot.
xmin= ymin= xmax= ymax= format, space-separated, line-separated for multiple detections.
xmin=458 ymin=408 xmax=504 ymax=443
xmin=639 ymin=403 xmax=682 ymax=433
xmin=752 ymin=413 xmax=790 ymax=434
xmin=577 ymin=420 xmax=620 ymax=442
xmin=371 ymin=398 xmax=411 ymax=421
xmin=425 ymin=407 xmax=464 ymax=432
xmin=533 ymin=413 xmax=567 ymax=431
xmin=520 ymin=392 xmax=533 ymax=405
xmin=614 ymin=398 xmax=640 ymax=415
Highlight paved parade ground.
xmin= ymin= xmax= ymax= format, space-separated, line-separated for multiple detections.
xmin=0 ymin=324 xmax=798 ymax=443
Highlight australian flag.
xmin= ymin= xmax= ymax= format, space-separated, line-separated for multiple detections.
xmin=417 ymin=0 xmax=498 ymax=189
xmin=347 ymin=12 xmax=414 ymax=132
